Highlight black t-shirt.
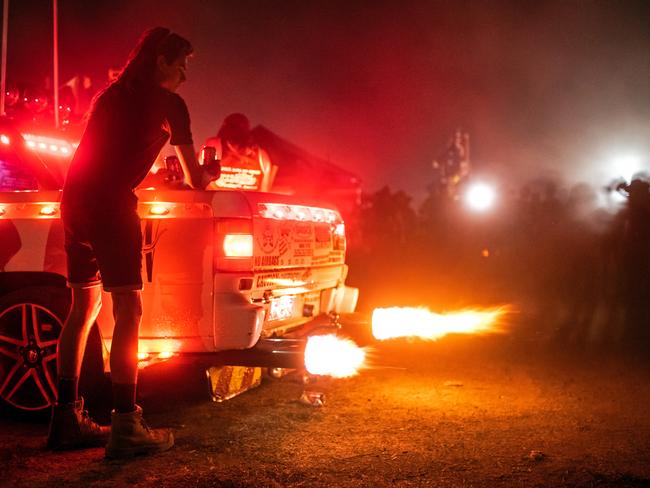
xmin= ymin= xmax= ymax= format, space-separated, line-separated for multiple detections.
xmin=62 ymin=81 xmax=193 ymax=211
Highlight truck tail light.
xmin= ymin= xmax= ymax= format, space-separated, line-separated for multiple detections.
xmin=224 ymin=234 xmax=253 ymax=257
xmin=216 ymin=218 xmax=254 ymax=272
xmin=333 ymin=222 xmax=346 ymax=251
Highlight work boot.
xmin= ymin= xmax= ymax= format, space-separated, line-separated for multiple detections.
xmin=105 ymin=405 xmax=173 ymax=459
xmin=46 ymin=398 xmax=110 ymax=450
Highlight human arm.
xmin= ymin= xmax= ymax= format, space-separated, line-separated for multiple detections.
xmin=174 ymin=144 xmax=221 ymax=189
xmin=174 ymin=143 xmax=205 ymax=189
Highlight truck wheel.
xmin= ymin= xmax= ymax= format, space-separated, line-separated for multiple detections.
xmin=0 ymin=286 xmax=68 ymax=414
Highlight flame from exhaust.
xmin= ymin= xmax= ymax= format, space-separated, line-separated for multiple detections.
xmin=372 ymin=306 xmax=507 ymax=341
xmin=304 ymin=334 xmax=366 ymax=378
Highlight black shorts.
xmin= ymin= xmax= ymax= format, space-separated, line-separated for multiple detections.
xmin=62 ymin=205 xmax=143 ymax=292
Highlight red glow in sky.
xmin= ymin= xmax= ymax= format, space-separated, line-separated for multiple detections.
xmin=4 ymin=1 xmax=649 ymax=199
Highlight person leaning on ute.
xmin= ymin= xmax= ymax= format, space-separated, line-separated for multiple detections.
xmin=47 ymin=27 xmax=218 ymax=459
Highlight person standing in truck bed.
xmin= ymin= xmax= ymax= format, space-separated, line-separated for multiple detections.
xmin=47 ymin=27 xmax=217 ymax=458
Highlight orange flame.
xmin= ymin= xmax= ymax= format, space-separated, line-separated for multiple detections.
xmin=372 ymin=306 xmax=507 ymax=341
xmin=304 ymin=334 xmax=366 ymax=377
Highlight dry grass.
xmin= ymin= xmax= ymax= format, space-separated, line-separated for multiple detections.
xmin=2 ymin=335 xmax=650 ymax=487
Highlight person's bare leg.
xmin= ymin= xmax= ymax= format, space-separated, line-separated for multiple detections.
xmin=106 ymin=289 xmax=173 ymax=458
xmin=56 ymin=286 xmax=102 ymax=403
xmin=109 ymin=290 xmax=142 ymax=413
xmin=48 ymin=286 xmax=107 ymax=450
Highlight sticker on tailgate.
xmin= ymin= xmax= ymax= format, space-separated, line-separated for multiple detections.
xmin=253 ymin=217 xmax=342 ymax=269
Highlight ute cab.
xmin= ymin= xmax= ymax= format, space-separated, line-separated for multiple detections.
xmin=0 ymin=119 xmax=358 ymax=413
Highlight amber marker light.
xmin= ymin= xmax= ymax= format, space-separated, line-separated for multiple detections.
xmin=149 ymin=204 xmax=170 ymax=216
xmin=39 ymin=205 xmax=58 ymax=216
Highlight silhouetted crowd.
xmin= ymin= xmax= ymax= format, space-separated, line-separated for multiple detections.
xmin=347 ymin=176 xmax=650 ymax=348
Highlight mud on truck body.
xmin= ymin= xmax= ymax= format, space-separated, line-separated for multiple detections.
xmin=0 ymin=117 xmax=359 ymax=413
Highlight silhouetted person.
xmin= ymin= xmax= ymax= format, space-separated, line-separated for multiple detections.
xmin=48 ymin=27 xmax=215 ymax=458
xmin=204 ymin=113 xmax=273 ymax=191
xmin=619 ymin=177 xmax=650 ymax=343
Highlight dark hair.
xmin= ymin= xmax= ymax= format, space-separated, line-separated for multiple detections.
xmin=86 ymin=28 xmax=192 ymax=119
xmin=116 ymin=27 xmax=193 ymax=87
xmin=217 ymin=113 xmax=252 ymax=149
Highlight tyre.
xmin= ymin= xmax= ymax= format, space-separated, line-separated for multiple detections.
xmin=0 ymin=286 xmax=108 ymax=419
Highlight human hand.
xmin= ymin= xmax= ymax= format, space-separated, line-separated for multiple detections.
xmin=200 ymin=161 xmax=221 ymax=189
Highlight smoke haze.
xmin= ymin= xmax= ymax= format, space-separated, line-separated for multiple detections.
xmin=4 ymin=0 xmax=649 ymax=200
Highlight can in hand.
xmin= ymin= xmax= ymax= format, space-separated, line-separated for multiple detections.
xmin=163 ymin=155 xmax=183 ymax=182
xmin=201 ymin=145 xmax=217 ymax=165
xmin=201 ymin=145 xmax=221 ymax=177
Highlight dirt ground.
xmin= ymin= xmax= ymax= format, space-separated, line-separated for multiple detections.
xmin=2 ymin=329 xmax=650 ymax=488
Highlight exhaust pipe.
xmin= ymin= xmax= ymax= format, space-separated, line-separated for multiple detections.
xmin=183 ymin=311 xmax=374 ymax=369
xmin=184 ymin=338 xmax=307 ymax=369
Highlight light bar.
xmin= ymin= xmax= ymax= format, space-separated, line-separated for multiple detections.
xmin=21 ymin=133 xmax=76 ymax=158
xmin=258 ymin=203 xmax=341 ymax=224
xmin=0 ymin=203 xmax=60 ymax=219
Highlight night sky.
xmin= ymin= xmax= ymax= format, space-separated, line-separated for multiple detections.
xmin=4 ymin=0 xmax=649 ymax=201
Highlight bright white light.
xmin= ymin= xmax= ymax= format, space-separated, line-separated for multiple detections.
xmin=149 ymin=204 xmax=170 ymax=216
xmin=611 ymin=154 xmax=643 ymax=182
xmin=223 ymin=234 xmax=253 ymax=257
xmin=0 ymin=134 xmax=9 ymax=145
xmin=465 ymin=183 xmax=496 ymax=212
xmin=258 ymin=203 xmax=341 ymax=224
xmin=39 ymin=205 xmax=58 ymax=216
